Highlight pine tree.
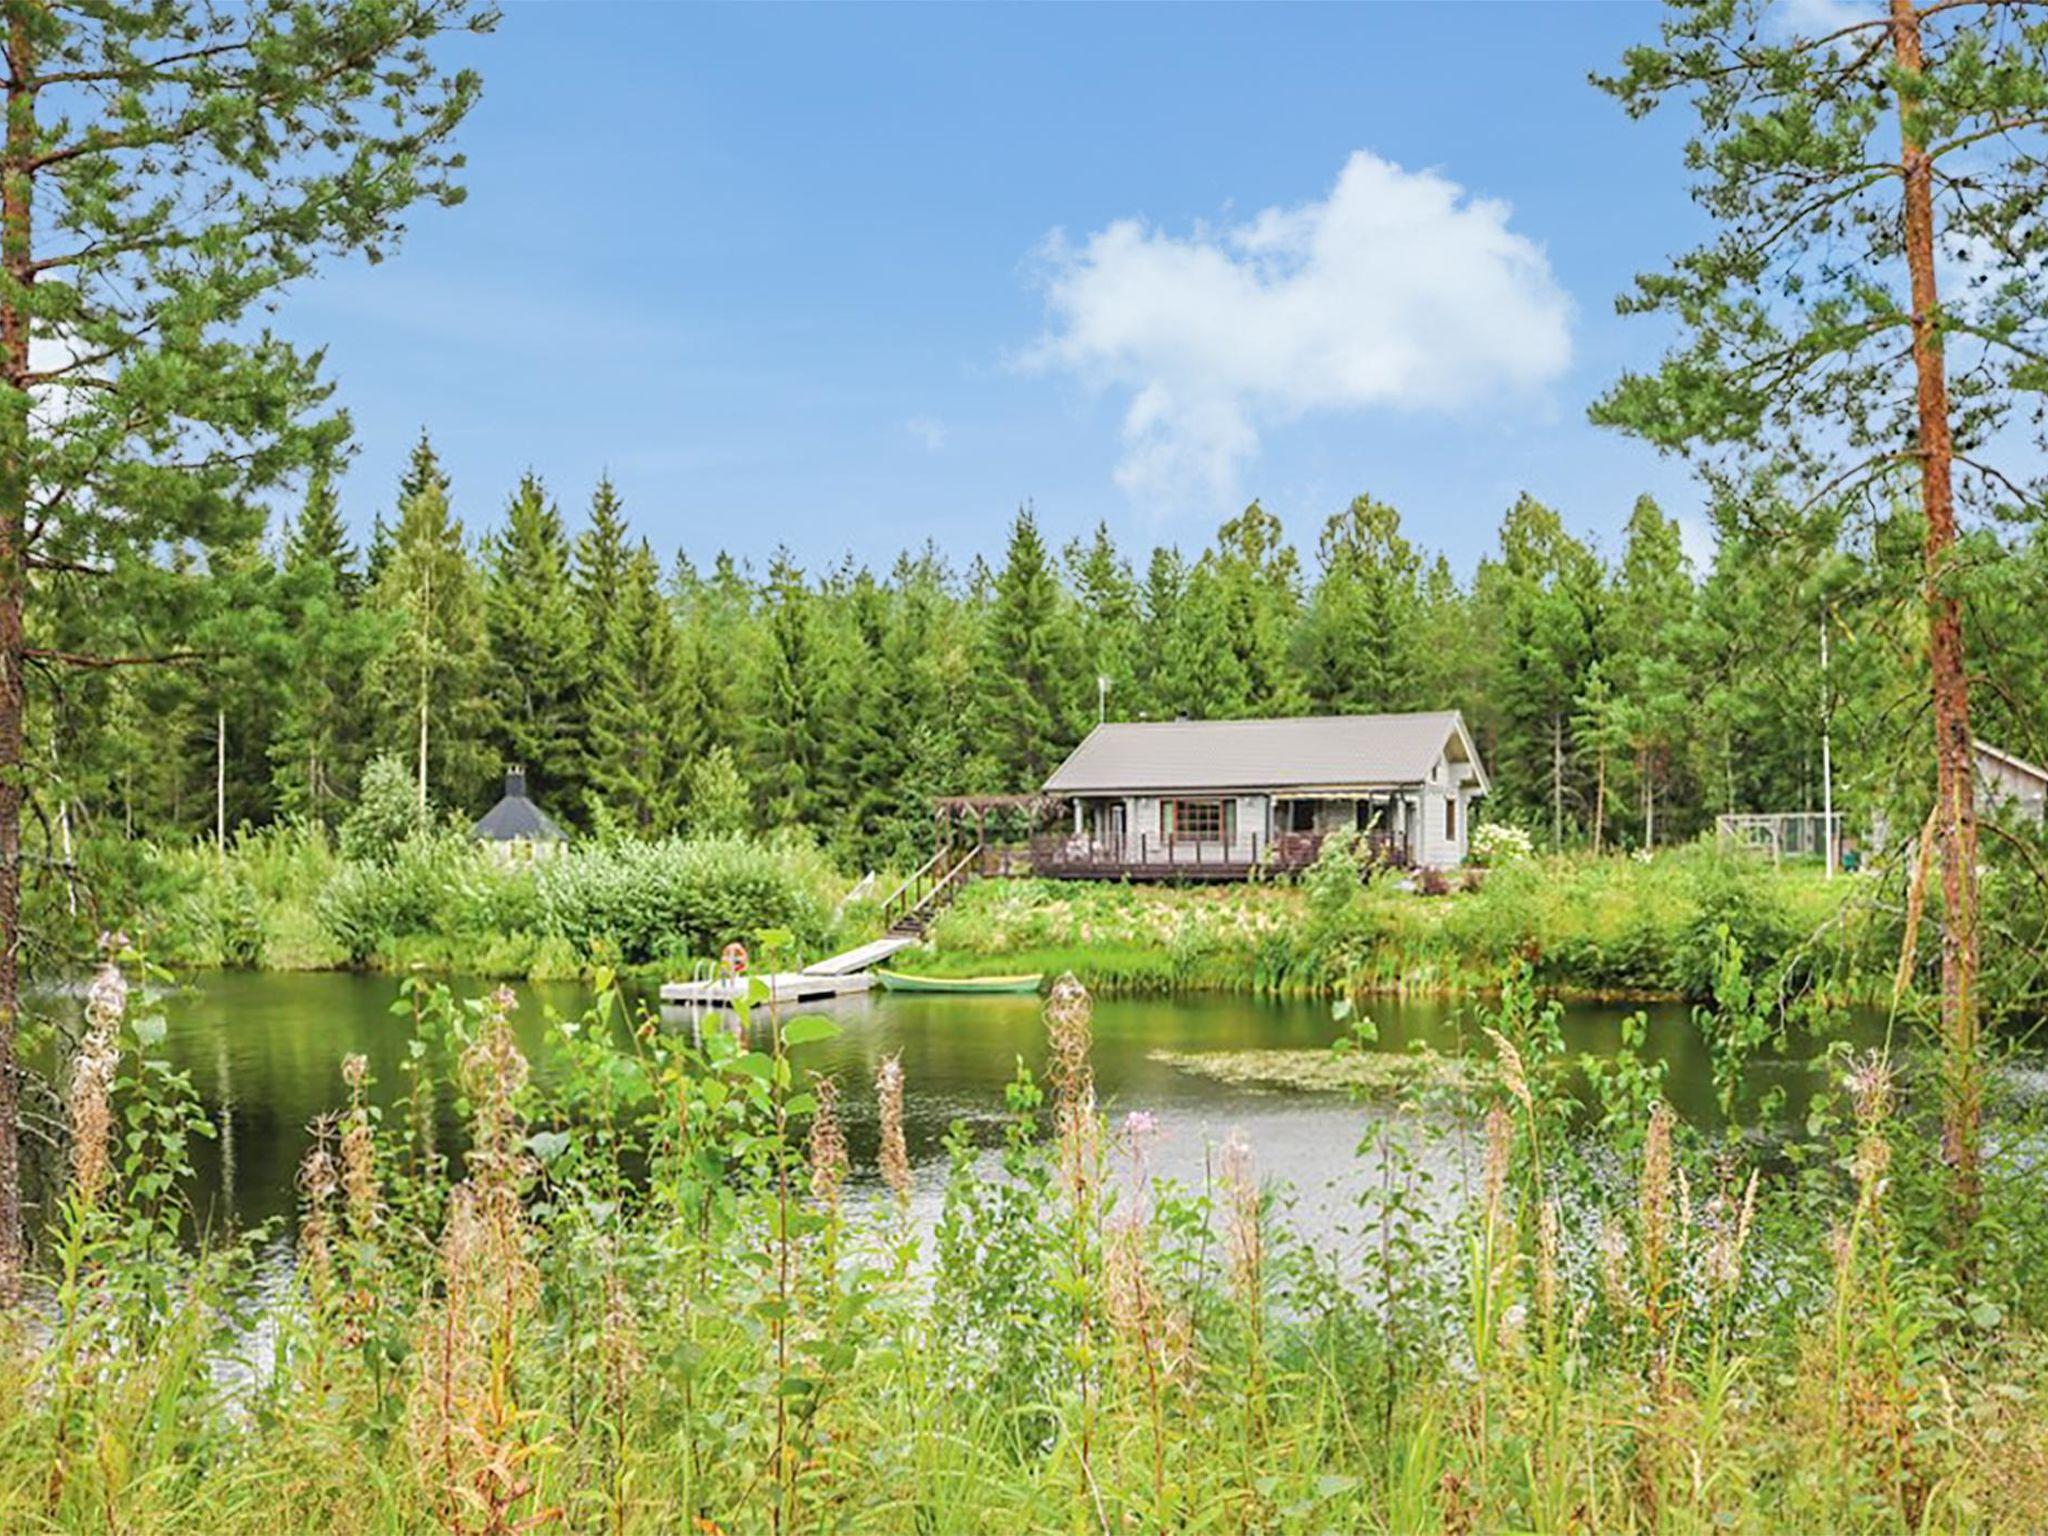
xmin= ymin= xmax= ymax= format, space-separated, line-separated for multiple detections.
xmin=1475 ymin=494 xmax=1605 ymax=846
xmin=1593 ymin=0 xmax=2048 ymax=1238
xmin=0 ymin=0 xmax=484 ymax=1280
xmin=1608 ymin=496 xmax=1698 ymax=847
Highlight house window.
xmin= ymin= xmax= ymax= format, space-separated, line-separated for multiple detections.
xmin=1445 ymin=795 xmax=1458 ymax=842
xmin=1162 ymin=798 xmax=1225 ymax=841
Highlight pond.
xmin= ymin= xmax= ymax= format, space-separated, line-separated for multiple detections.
xmin=59 ymin=969 xmax=1887 ymax=1247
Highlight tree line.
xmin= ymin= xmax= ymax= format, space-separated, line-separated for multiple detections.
xmin=41 ymin=428 xmax=2046 ymax=877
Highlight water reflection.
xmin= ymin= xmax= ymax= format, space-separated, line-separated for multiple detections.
xmin=73 ymin=970 xmax=1884 ymax=1242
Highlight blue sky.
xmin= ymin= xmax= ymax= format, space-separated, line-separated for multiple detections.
xmin=282 ymin=2 xmax=1714 ymax=577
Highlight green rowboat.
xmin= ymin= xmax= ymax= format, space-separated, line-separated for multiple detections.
xmin=874 ymin=969 xmax=1044 ymax=995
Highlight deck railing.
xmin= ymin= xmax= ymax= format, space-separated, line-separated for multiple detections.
xmin=1023 ymin=829 xmax=1344 ymax=877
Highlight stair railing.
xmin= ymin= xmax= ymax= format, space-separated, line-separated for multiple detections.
xmin=879 ymin=847 xmax=948 ymax=930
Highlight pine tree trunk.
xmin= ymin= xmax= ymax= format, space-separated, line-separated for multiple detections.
xmin=0 ymin=6 xmax=34 ymax=1300
xmin=1893 ymin=0 xmax=1981 ymax=1238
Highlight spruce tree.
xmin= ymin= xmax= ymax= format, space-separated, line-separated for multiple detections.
xmin=482 ymin=474 xmax=588 ymax=818
xmin=1207 ymin=502 xmax=1305 ymax=715
xmin=975 ymin=508 xmax=1083 ymax=786
xmin=575 ymin=474 xmax=633 ymax=666
xmin=367 ymin=439 xmax=489 ymax=816
xmin=1299 ymin=494 xmax=1421 ymax=714
xmin=1138 ymin=545 xmax=1189 ymax=719
xmin=751 ymin=549 xmax=828 ymax=826
xmin=1066 ymin=523 xmax=1141 ymax=723
xmin=290 ymin=466 xmax=359 ymax=602
xmin=1160 ymin=558 xmax=1252 ymax=720
xmin=586 ymin=541 xmax=687 ymax=833
xmin=274 ymin=476 xmax=385 ymax=823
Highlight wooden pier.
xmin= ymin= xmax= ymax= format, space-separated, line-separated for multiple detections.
xmin=658 ymin=934 xmax=917 ymax=1009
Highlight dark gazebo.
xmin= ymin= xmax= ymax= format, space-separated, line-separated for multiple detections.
xmin=472 ymin=768 xmax=568 ymax=861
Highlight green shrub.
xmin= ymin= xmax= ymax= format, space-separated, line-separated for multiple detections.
xmin=537 ymin=835 xmax=831 ymax=964
xmin=337 ymin=752 xmax=429 ymax=862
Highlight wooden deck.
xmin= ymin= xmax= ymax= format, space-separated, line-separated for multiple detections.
xmin=1020 ymin=830 xmax=1381 ymax=880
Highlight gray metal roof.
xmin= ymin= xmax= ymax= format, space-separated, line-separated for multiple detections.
xmin=1043 ymin=711 xmax=1487 ymax=796
xmin=1977 ymin=738 xmax=2048 ymax=787
xmin=472 ymin=770 xmax=568 ymax=843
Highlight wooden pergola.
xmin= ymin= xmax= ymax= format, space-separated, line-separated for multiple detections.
xmin=931 ymin=792 xmax=1067 ymax=854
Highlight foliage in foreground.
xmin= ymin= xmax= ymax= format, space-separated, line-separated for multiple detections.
xmin=7 ymin=954 xmax=2048 ymax=1533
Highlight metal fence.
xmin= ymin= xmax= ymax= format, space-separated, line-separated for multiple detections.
xmin=1715 ymin=812 xmax=1841 ymax=866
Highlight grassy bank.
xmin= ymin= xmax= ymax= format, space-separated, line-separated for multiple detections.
xmin=910 ymin=845 xmax=1873 ymax=1003
xmin=10 ymin=961 xmax=2048 ymax=1532
xmin=67 ymin=827 xmax=1890 ymax=1007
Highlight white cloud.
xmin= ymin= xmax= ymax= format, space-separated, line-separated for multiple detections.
xmin=905 ymin=415 xmax=948 ymax=453
xmin=1023 ymin=150 xmax=1573 ymax=510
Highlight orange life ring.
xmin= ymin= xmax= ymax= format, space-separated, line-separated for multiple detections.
xmin=720 ymin=941 xmax=750 ymax=978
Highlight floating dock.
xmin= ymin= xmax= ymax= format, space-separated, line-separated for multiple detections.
xmin=658 ymin=934 xmax=918 ymax=1008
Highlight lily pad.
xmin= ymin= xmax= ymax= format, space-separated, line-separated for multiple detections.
xmin=1148 ymin=1047 xmax=1491 ymax=1098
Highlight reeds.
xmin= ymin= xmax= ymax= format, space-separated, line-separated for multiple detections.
xmin=406 ymin=985 xmax=550 ymax=1535
xmin=807 ymin=1071 xmax=847 ymax=1212
xmin=67 ymin=950 xmax=127 ymax=1210
xmin=876 ymin=1054 xmax=910 ymax=1203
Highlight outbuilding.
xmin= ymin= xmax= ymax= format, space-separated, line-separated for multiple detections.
xmin=471 ymin=768 xmax=568 ymax=861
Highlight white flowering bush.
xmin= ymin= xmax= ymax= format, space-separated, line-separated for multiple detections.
xmin=1470 ymin=821 xmax=1536 ymax=867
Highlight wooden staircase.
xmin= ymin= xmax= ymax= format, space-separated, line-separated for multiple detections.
xmin=879 ymin=844 xmax=981 ymax=937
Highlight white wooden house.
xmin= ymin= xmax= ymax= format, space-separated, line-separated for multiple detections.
xmin=1035 ymin=711 xmax=1489 ymax=876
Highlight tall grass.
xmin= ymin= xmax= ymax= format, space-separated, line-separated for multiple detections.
xmin=5 ymin=951 xmax=2048 ymax=1532
xmin=917 ymin=844 xmax=1875 ymax=1003
xmin=46 ymin=822 xmax=851 ymax=978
